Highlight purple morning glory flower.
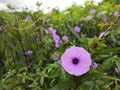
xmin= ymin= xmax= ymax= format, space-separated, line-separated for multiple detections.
xmin=46 ymin=19 xmax=51 ymax=23
xmin=25 ymin=51 xmax=33 ymax=55
xmin=98 ymin=11 xmax=103 ymax=15
xmin=42 ymin=21 xmax=44 ymax=25
xmin=48 ymin=27 xmax=61 ymax=48
xmin=48 ymin=27 xmax=56 ymax=35
xmin=74 ymin=26 xmax=81 ymax=32
xmin=0 ymin=27 xmax=2 ymax=31
xmin=53 ymin=34 xmax=61 ymax=48
xmin=114 ymin=11 xmax=119 ymax=16
xmin=103 ymin=17 xmax=108 ymax=23
xmin=55 ymin=40 xmax=61 ymax=48
xmin=80 ymin=18 xmax=86 ymax=21
xmin=53 ymin=34 xmax=60 ymax=41
xmin=62 ymin=35 xmax=69 ymax=42
xmin=88 ymin=15 xmax=93 ymax=20
xmin=92 ymin=62 xmax=98 ymax=69
xmin=61 ymin=46 xmax=92 ymax=76
xmin=99 ymin=32 xmax=105 ymax=38
xmin=25 ymin=16 xmax=31 ymax=22
xmin=52 ymin=54 xmax=59 ymax=60
xmin=35 ymin=34 xmax=40 ymax=42
xmin=115 ymin=67 xmax=119 ymax=73
xmin=90 ymin=9 xmax=96 ymax=14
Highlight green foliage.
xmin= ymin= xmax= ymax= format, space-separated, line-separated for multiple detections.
xmin=0 ymin=0 xmax=120 ymax=90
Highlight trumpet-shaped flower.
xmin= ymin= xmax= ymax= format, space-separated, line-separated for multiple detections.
xmin=48 ymin=27 xmax=56 ymax=35
xmin=25 ymin=51 xmax=33 ymax=55
xmin=90 ymin=9 xmax=96 ymax=14
xmin=0 ymin=27 xmax=2 ymax=31
xmin=114 ymin=11 xmax=119 ymax=16
xmin=25 ymin=16 xmax=31 ymax=22
xmin=103 ymin=17 xmax=108 ymax=22
xmin=98 ymin=11 xmax=103 ymax=15
xmin=62 ymin=35 xmax=69 ymax=42
xmin=61 ymin=46 xmax=92 ymax=76
xmin=74 ymin=26 xmax=81 ymax=32
xmin=115 ymin=67 xmax=119 ymax=74
xmin=52 ymin=54 xmax=59 ymax=60
xmin=88 ymin=15 xmax=93 ymax=20
xmin=92 ymin=62 xmax=98 ymax=69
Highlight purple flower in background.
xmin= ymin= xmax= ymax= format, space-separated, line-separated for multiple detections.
xmin=88 ymin=15 xmax=93 ymax=20
xmin=115 ymin=67 xmax=119 ymax=74
xmin=42 ymin=21 xmax=44 ymax=25
xmin=92 ymin=62 xmax=98 ymax=69
xmin=114 ymin=11 xmax=119 ymax=16
xmin=53 ymin=34 xmax=61 ymax=48
xmin=25 ymin=16 xmax=31 ymax=22
xmin=35 ymin=34 xmax=40 ymax=42
xmin=25 ymin=51 xmax=33 ymax=55
xmin=62 ymin=35 xmax=69 ymax=42
xmin=103 ymin=17 xmax=108 ymax=23
xmin=48 ymin=27 xmax=61 ymax=48
xmin=53 ymin=34 xmax=60 ymax=41
xmin=98 ymin=11 xmax=103 ymax=15
xmin=99 ymin=32 xmax=105 ymax=38
xmin=48 ymin=27 xmax=56 ymax=35
xmin=46 ymin=19 xmax=51 ymax=23
xmin=55 ymin=40 xmax=61 ymax=48
xmin=80 ymin=17 xmax=86 ymax=21
xmin=52 ymin=54 xmax=59 ymax=60
xmin=61 ymin=46 xmax=92 ymax=76
xmin=90 ymin=9 xmax=96 ymax=14
xmin=74 ymin=26 xmax=81 ymax=32
xmin=0 ymin=27 xmax=2 ymax=31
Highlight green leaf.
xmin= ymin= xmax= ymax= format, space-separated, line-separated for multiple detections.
xmin=81 ymin=81 xmax=105 ymax=90
xmin=49 ymin=68 xmax=60 ymax=78
xmin=18 ymin=67 xmax=27 ymax=73
xmin=98 ymin=47 xmax=120 ymax=54
xmin=40 ymin=77 xmax=44 ymax=86
xmin=82 ymin=72 xmax=120 ymax=81
xmin=101 ymin=58 xmax=113 ymax=71
xmin=115 ymin=57 xmax=120 ymax=71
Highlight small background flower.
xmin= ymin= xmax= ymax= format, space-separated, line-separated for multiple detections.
xmin=25 ymin=51 xmax=33 ymax=55
xmin=98 ymin=11 xmax=103 ymax=15
xmin=99 ymin=32 xmax=105 ymax=37
xmin=80 ymin=17 xmax=86 ymax=21
xmin=88 ymin=15 xmax=93 ymax=20
xmin=115 ymin=67 xmax=119 ymax=74
xmin=92 ymin=62 xmax=98 ymax=69
xmin=46 ymin=19 xmax=51 ymax=23
xmin=0 ymin=27 xmax=2 ymax=31
xmin=62 ymin=35 xmax=69 ymax=42
xmin=52 ymin=54 xmax=59 ymax=60
xmin=103 ymin=17 xmax=108 ymax=22
xmin=25 ymin=16 xmax=31 ymax=22
xmin=90 ymin=9 xmax=96 ymax=14
xmin=114 ymin=11 xmax=119 ymax=16
xmin=48 ymin=27 xmax=56 ymax=35
xmin=74 ymin=26 xmax=81 ymax=32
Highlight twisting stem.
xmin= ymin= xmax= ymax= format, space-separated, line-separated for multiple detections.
xmin=12 ymin=17 xmax=41 ymax=31
xmin=15 ymin=18 xmax=31 ymax=71
xmin=99 ymin=15 xmax=120 ymax=38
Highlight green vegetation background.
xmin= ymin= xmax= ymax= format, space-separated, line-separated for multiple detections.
xmin=0 ymin=0 xmax=120 ymax=90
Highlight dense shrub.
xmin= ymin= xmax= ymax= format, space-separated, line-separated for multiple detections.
xmin=0 ymin=0 xmax=120 ymax=90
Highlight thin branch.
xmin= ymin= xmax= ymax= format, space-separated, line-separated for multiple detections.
xmin=99 ymin=15 xmax=120 ymax=38
xmin=11 ymin=17 xmax=41 ymax=31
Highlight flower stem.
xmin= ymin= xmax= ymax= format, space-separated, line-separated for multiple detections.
xmin=99 ymin=15 xmax=120 ymax=38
